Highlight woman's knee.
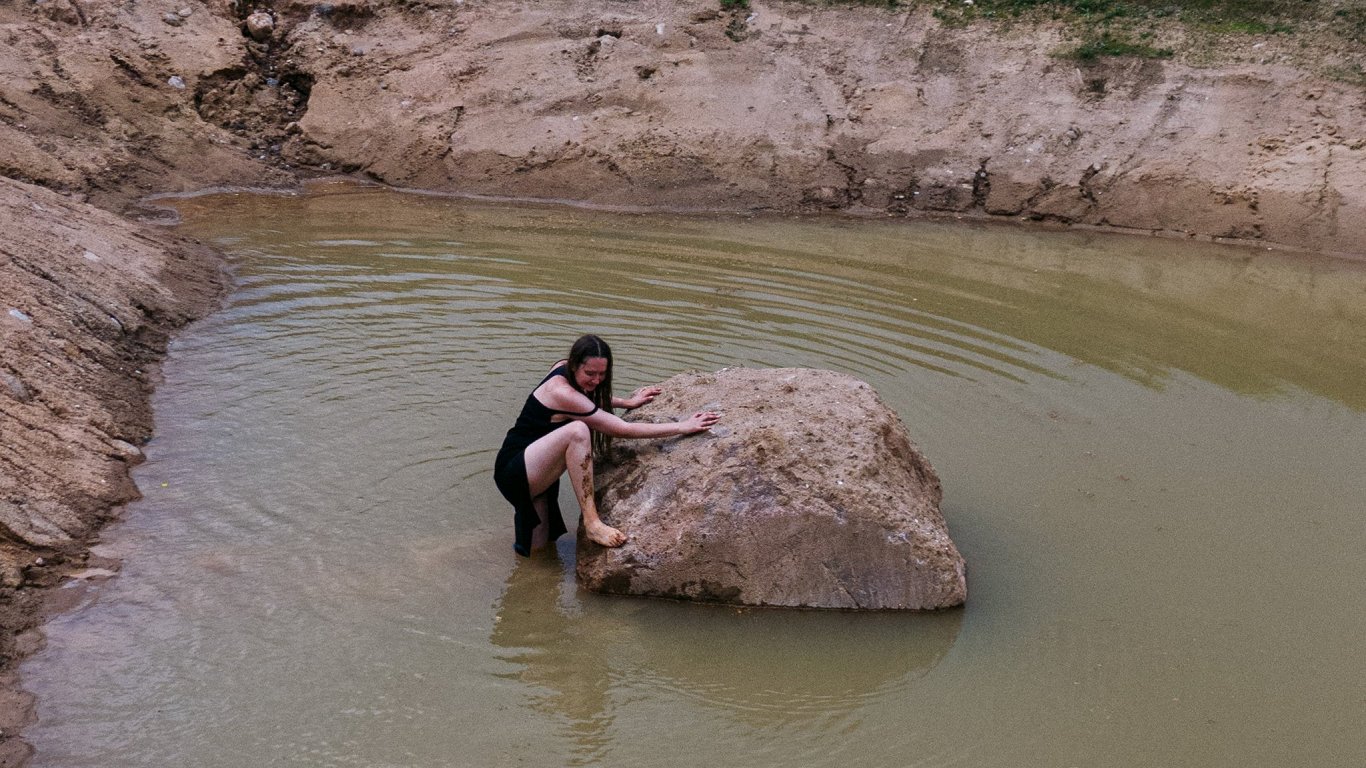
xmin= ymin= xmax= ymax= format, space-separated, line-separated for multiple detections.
xmin=565 ymin=420 xmax=592 ymax=446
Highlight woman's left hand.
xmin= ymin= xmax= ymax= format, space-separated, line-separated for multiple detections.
xmin=622 ymin=385 xmax=662 ymax=409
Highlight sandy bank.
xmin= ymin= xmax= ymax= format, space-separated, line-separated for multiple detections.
xmin=0 ymin=177 xmax=225 ymax=764
xmin=0 ymin=0 xmax=1363 ymax=762
xmin=2 ymin=1 xmax=1364 ymax=253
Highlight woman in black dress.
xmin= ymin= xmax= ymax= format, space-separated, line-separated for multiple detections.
xmin=494 ymin=334 xmax=720 ymax=555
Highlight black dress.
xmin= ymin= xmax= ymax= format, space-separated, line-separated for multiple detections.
xmin=493 ymin=365 xmax=597 ymax=555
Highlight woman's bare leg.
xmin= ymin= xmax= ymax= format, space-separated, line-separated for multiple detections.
xmin=522 ymin=421 xmax=627 ymax=547
xmin=528 ymin=495 xmax=551 ymax=552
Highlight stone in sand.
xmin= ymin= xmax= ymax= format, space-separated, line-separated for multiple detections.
xmin=245 ymin=11 xmax=274 ymax=42
xmin=576 ymin=367 xmax=967 ymax=610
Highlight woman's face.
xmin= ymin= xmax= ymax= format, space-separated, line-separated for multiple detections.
xmin=574 ymin=356 xmax=609 ymax=393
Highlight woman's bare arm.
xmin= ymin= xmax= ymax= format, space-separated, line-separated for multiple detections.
xmin=539 ymin=373 xmax=718 ymax=437
xmin=581 ymin=407 xmax=719 ymax=439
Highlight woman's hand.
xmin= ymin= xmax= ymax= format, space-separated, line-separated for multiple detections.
xmin=620 ymin=385 xmax=662 ymax=410
xmin=678 ymin=411 xmax=721 ymax=435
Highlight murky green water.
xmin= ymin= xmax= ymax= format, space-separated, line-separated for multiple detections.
xmin=22 ymin=184 xmax=1366 ymax=767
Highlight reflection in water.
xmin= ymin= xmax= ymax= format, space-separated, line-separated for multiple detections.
xmin=490 ymin=553 xmax=614 ymax=765
xmin=491 ymin=550 xmax=961 ymax=763
xmin=622 ymin=598 xmax=961 ymax=727
xmin=18 ymin=184 xmax=1366 ymax=768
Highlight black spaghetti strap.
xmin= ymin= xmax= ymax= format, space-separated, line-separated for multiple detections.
xmin=539 ymin=364 xmax=597 ymax=417
xmin=549 ymin=405 xmax=598 ymax=417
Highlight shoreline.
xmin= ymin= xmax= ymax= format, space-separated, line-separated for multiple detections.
xmin=149 ymin=174 xmax=1366 ymax=265
xmin=0 ymin=178 xmax=229 ymax=766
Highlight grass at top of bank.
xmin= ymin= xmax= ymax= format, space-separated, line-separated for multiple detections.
xmin=786 ymin=0 xmax=1349 ymax=30
xmin=777 ymin=0 xmax=1364 ymax=65
xmin=927 ymin=0 xmax=1340 ymax=33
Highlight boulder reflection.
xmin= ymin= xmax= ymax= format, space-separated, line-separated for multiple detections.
xmin=490 ymin=551 xmax=961 ymax=753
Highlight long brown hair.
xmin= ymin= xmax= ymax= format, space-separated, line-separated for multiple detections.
xmin=566 ymin=334 xmax=614 ymax=459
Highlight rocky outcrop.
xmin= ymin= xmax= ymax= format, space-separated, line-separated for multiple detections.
xmin=576 ymin=368 xmax=967 ymax=610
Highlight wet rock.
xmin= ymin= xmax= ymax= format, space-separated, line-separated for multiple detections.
xmin=577 ymin=367 xmax=967 ymax=610
xmin=68 ymin=567 xmax=119 ymax=581
xmin=108 ymin=439 xmax=145 ymax=464
xmin=246 ymin=11 xmax=275 ymax=42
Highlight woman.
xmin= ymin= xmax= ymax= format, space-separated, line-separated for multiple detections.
xmin=494 ymin=334 xmax=720 ymax=555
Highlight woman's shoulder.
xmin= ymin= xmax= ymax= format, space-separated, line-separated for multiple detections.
xmin=536 ymin=367 xmax=588 ymax=407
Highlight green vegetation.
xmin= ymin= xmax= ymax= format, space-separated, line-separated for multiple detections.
xmin=1336 ymin=6 xmax=1366 ymax=44
xmin=770 ymin=1 xmax=1363 ymax=65
xmin=926 ymin=0 xmax=1316 ymax=32
xmin=730 ymin=1 xmax=1361 ymax=75
xmin=777 ymin=0 xmax=1342 ymax=32
xmin=1061 ymin=31 xmax=1173 ymax=59
xmin=940 ymin=0 xmax=1314 ymax=26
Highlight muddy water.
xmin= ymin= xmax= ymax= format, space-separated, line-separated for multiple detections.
xmin=22 ymin=184 xmax=1366 ymax=767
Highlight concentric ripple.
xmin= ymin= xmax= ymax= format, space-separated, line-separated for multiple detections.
xmin=20 ymin=185 xmax=1366 ymax=768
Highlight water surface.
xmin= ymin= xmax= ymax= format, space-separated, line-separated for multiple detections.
xmin=23 ymin=184 xmax=1366 ymax=767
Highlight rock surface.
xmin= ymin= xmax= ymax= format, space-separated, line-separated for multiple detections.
xmin=576 ymin=368 xmax=967 ymax=610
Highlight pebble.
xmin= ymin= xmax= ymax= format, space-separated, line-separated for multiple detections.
xmin=246 ymin=11 xmax=274 ymax=42
xmin=167 ymin=75 xmax=186 ymax=90
xmin=83 ymin=250 xmax=100 ymax=261
xmin=7 ymin=308 xmax=32 ymax=323
xmin=162 ymin=12 xmax=183 ymax=26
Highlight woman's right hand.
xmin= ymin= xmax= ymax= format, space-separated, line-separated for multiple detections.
xmin=679 ymin=411 xmax=720 ymax=435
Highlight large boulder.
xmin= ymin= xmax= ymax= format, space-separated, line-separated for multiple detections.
xmin=576 ymin=368 xmax=967 ymax=610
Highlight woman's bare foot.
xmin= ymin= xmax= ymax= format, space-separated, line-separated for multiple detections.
xmin=585 ymin=519 xmax=627 ymax=547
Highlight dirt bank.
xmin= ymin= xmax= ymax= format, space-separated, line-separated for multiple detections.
xmin=0 ymin=177 xmax=225 ymax=765
xmin=0 ymin=0 xmax=1363 ymax=762
xmin=283 ymin=0 xmax=1366 ymax=254
xmin=3 ymin=1 xmax=1364 ymax=251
